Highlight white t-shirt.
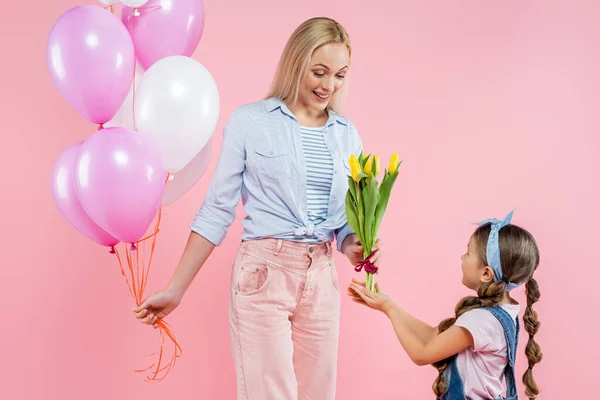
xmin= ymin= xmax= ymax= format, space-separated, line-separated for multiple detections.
xmin=454 ymin=304 xmax=520 ymax=400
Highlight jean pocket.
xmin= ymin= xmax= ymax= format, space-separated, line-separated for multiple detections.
xmin=234 ymin=254 xmax=272 ymax=296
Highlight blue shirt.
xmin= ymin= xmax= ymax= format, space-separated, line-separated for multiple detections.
xmin=189 ymin=97 xmax=363 ymax=253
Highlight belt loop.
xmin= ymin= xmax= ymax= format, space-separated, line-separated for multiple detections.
xmin=325 ymin=241 xmax=332 ymax=256
xmin=274 ymin=239 xmax=283 ymax=256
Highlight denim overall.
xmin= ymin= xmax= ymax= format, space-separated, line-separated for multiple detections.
xmin=441 ymin=307 xmax=520 ymax=400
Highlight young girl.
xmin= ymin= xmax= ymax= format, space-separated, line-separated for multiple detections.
xmin=348 ymin=211 xmax=542 ymax=400
xmin=133 ymin=17 xmax=381 ymax=400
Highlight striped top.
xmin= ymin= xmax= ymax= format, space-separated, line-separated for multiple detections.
xmin=298 ymin=125 xmax=334 ymax=241
xmin=190 ymin=98 xmax=363 ymax=254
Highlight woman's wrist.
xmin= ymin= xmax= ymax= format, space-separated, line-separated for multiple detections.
xmin=341 ymin=234 xmax=358 ymax=254
xmin=166 ymin=282 xmax=186 ymax=302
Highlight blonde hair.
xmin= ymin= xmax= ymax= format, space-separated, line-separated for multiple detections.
xmin=266 ymin=17 xmax=352 ymax=114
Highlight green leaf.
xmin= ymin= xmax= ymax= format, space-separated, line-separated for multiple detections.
xmin=362 ymin=175 xmax=380 ymax=256
xmin=345 ymin=191 xmax=361 ymax=239
xmin=356 ymin=180 xmax=365 ymax=245
xmin=373 ymin=170 xmax=399 ymax=239
xmin=359 ymin=154 xmax=371 ymax=169
xmin=347 ymin=177 xmax=357 ymax=203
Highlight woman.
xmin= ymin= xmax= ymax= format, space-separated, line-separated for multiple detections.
xmin=133 ymin=17 xmax=381 ymax=399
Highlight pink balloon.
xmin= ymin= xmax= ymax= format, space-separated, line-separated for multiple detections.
xmin=74 ymin=127 xmax=165 ymax=245
xmin=121 ymin=0 xmax=205 ymax=70
xmin=47 ymin=5 xmax=135 ymax=124
xmin=51 ymin=143 xmax=119 ymax=247
xmin=163 ymin=139 xmax=212 ymax=206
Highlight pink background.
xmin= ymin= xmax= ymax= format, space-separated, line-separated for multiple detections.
xmin=2 ymin=0 xmax=598 ymax=398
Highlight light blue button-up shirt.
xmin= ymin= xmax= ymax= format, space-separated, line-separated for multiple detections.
xmin=190 ymin=97 xmax=363 ymax=253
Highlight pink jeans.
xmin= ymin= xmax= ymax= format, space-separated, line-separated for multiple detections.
xmin=228 ymin=238 xmax=341 ymax=400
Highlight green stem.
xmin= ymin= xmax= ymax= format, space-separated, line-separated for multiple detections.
xmin=355 ymin=181 xmax=364 ymax=243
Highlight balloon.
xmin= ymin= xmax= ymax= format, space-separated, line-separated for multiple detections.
xmin=163 ymin=139 xmax=212 ymax=205
xmin=52 ymin=143 xmax=119 ymax=247
xmin=99 ymin=0 xmax=120 ymax=5
xmin=46 ymin=5 xmax=135 ymax=124
xmin=135 ymin=56 xmax=219 ymax=173
xmin=74 ymin=127 xmax=165 ymax=244
xmin=121 ymin=0 xmax=205 ymax=70
xmin=121 ymin=0 xmax=149 ymax=6
xmin=104 ymin=65 xmax=144 ymax=130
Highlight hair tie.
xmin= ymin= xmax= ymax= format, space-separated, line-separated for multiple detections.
xmin=474 ymin=210 xmax=524 ymax=292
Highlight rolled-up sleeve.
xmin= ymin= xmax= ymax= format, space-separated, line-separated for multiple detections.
xmin=189 ymin=108 xmax=247 ymax=245
xmin=335 ymin=119 xmax=363 ymax=253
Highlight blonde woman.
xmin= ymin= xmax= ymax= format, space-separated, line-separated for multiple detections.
xmin=133 ymin=17 xmax=381 ymax=399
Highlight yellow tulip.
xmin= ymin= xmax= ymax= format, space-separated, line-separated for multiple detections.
xmin=349 ymin=154 xmax=362 ymax=182
xmin=364 ymin=156 xmax=374 ymax=175
xmin=373 ymin=155 xmax=380 ymax=176
xmin=388 ymin=153 xmax=400 ymax=174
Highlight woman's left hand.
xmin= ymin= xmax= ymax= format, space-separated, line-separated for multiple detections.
xmin=342 ymin=235 xmax=383 ymax=267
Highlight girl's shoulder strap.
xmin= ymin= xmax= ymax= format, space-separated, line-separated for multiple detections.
xmin=481 ymin=306 xmax=520 ymax=400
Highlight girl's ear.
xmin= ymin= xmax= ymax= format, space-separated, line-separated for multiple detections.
xmin=481 ymin=266 xmax=495 ymax=284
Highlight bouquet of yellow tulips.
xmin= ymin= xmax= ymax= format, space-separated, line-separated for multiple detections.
xmin=345 ymin=152 xmax=401 ymax=292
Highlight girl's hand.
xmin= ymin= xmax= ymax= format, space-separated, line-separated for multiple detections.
xmin=347 ymin=278 xmax=395 ymax=314
xmin=343 ymin=236 xmax=383 ymax=267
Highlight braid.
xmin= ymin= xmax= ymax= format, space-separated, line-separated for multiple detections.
xmin=523 ymin=277 xmax=542 ymax=399
xmin=431 ymin=281 xmax=506 ymax=398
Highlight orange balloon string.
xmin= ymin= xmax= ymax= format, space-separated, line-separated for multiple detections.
xmin=112 ymin=199 xmax=180 ymax=382
xmin=113 ymin=247 xmax=136 ymax=303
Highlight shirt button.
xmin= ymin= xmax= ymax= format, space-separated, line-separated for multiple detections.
xmin=334 ymin=168 xmax=339 ymax=174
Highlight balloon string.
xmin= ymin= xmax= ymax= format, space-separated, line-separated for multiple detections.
xmin=137 ymin=206 xmax=162 ymax=298
xmin=114 ymin=247 xmax=136 ymax=303
xmin=112 ymin=204 xmax=180 ymax=382
xmin=132 ymin=9 xmax=137 ymax=132
xmin=130 ymin=5 xmax=162 ymax=133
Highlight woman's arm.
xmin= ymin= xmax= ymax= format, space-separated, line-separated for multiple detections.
xmin=166 ymin=232 xmax=216 ymax=299
xmin=171 ymin=108 xmax=247 ymax=294
xmin=133 ymin=109 xmax=247 ymax=324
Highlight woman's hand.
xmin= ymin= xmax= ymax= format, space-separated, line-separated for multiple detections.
xmin=347 ymin=278 xmax=395 ymax=314
xmin=132 ymin=286 xmax=183 ymax=329
xmin=342 ymin=235 xmax=383 ymax=267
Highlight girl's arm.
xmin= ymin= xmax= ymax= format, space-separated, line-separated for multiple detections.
xmin=385 ymin=304 xmax=472 ymax=366
xmin=348 ymin=281 xmax=473 ymax=366
xmin=387 ymin=303 xmax=439 ymax=345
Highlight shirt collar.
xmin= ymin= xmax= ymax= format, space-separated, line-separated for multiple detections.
xmin=265 ymin=97 xmax=348 ymax=127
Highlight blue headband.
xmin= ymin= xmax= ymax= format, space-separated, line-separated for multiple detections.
xmin=474 ymin=210 xmax=523 ymax=292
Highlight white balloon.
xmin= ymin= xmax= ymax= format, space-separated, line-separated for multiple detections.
xmin=121 ymin=0 xmax=149 ymax=7
xmin=135 ymin=56 xmax=220 ymax=173
xmin=104 ymin=65 xmax=144 ymax=130
xmin=163 ymin=139 xmax=212 ymax=206
xmin=99 ymin=0 xmax=120 ymax=5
